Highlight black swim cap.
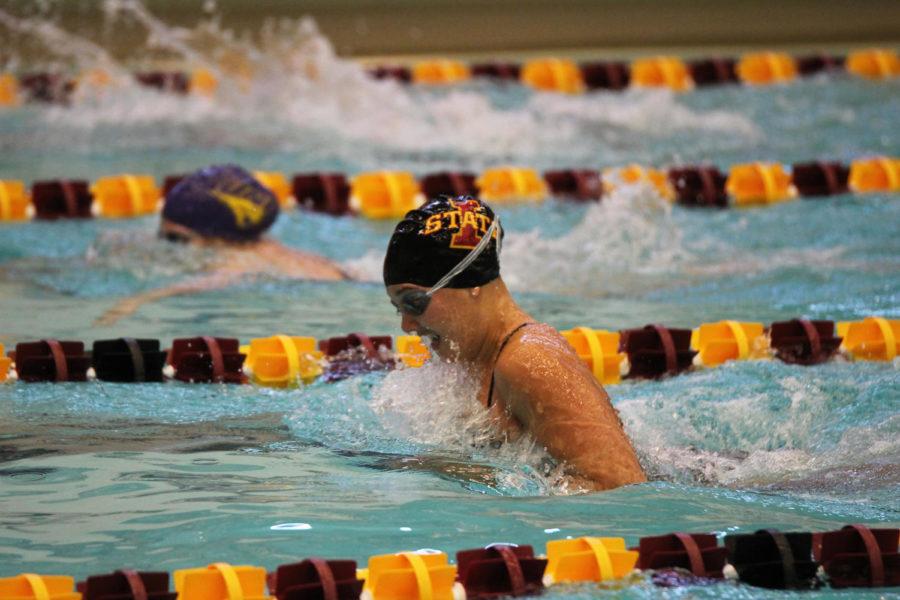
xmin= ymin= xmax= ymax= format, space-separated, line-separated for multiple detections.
xmin=162 ymin=164 xmax=279 ymax=242
xmin=383 ymin=195 xmax=502 ymax=289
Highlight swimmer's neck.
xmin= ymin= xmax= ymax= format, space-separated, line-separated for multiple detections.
xmin=459 ymin=279 xmax=534 ymax=366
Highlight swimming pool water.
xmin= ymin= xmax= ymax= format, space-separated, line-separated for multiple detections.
xmin=0 ymin=9 xmax=899 ymax=598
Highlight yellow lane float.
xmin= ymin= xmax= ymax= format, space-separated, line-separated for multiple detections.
xmin=602 ymin=165 xmax=674 ymax=201
xmin=520 ymin=58 xmax=585 ymax=94
xmin=848 ymin=157 xmax=900 ymax=193
xmin=395 ymin=335 xmax=431 ymax=368
xmin=476 ymin=167 xmax=547 ymax=203
xmin=244 ymin=335 xmax=323 ymax=386
xmin=90 ymin=174 xmax=160 ymax=218
xmin=253 ymin=171 xmax=294 ymax=207
xmin=630 ymin=56 xmax=693 ymax=91
xmin=846 ymin=48 xmax=900 ymax=80
xmin=0 ymin=180 xmax=31 ymax=221
xmin=691 ymin=321 xmax=768 ymax=367
xmin=0 ymin=574 xmax=81 ymax=600
xmin=412 ymin=60 xmax=471 ymax=84
xmin=0 ymin=73 xmax=20 ymax=107
xmin=561 ymin=327 xmax=625 ymax=385
xmin=726 ymin=162 xmax=796 ymax=205
xmin=0 ymin=343 xmax=9 ymax=382
xmin=174 ymin=563 xmax=271 ymax=600
xmin=544 ymin=537 xmax=638 ymax=585
xmin=190 ymin=68 xmax=219 ymax=96
xmin=361 ymin=551 xmax=458 ymax=600
xmin=350 ymin=171 xmax=424 ymax=219
xmin=736 ymin=52 xmax=798 ymax=85
xmin=838 ymin=317 xmax=899 ymax=361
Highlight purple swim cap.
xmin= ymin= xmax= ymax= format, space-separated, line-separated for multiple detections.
xmin=162 ymin=164 xmax=279 ymax=242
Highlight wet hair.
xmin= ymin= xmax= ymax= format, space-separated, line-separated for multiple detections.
xmin=162 ymin=164 xmax=279 ymax=242
xmin=383 ymin=195 xmax=502 ymax=288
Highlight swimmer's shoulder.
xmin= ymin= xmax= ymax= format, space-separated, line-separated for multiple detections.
xmin=493 ymin=323 xmax=592 ymax=417
xmin=496 ymin=323 xmax=583 ymax=376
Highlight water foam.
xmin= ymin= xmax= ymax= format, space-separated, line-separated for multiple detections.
xmin=615 ymin=361 xmax=900 ymax=503
xmin=4 ymin=3 xmax=761 ymax=170
xmin=369 ymin=359 xmax=584 ymax=495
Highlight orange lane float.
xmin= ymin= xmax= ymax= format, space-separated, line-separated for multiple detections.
xmin=691 ymin=321 xmax=768 ymax=367
xmin=361 ymin=551 xmax=457 ymax=600
xmin=544 ymin=537 xmax=638 ymax=584
xmin=837 ymin=317 xmax=899 ymax=361
xmin=476 ymin=167 xmax=547 ymax=203
xmin=412 ymin=60 xmax=471 ymax=84
xmin=726 ymin=162 xmax=796 ymax=205
xmin=0 ymin=180 xmax=30 ymax=221
xmin=736 ymin=52 xmax=798 ymax=85
xmin=350 ymin=171 xmax=423 ymax=219
xmin=520 ymin=58 xmax=585 ymax=94
xmin=0 ymin=574 xmax=81 ymax=600
xmin=253 ymin=171 xmax=295 ymax=207
xmin=189 ymin=68 xmax=219 ymax=96
xmin=174 ymin=563 xmax=271 ymax=600
xmin=0 ymin=73 xmax=20 ymax=106
xmin=244 ymin=335 xmax=323 ymax=386
xmin=561 ymin=327 xmax=625 ymax=385
xmin=394 ymin=335 xmax=431 ymax=368
xmin=846 ymin=48 xmax=900 ymax=80
xmin=0 ymin=344 xmax=9 ymax=382
xmin=603 ymin=165 xmax=674 ymax=201
xmin=848 ymin=157 xmax=900 ymax=193
xmin=630 ymin=56 xmax=693 ymax=91
xmin=90 ymin=174 xmax=160 ymax=218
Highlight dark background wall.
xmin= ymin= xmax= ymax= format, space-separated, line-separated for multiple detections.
xmin=1 ymin=0 xmax=898 ymax=60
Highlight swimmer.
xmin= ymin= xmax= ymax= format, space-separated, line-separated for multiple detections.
xmin=96 ymin=164 xmax=348 ymax=326
xmin=384 ymin=196 xmax=646 ymax=491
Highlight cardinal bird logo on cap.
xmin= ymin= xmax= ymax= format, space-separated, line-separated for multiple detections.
xmin=419 ymin=197 xmax=495 ymax=250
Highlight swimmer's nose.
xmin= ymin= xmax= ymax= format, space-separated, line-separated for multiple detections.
xmin=401 ymin=313 xmax=419 ymax=334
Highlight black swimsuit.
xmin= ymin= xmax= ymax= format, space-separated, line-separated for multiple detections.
xmin=486 ymin=322 xmax=536 ymax=408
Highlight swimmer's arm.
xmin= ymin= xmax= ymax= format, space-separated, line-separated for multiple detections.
xmin=495 ymin=346 xmax=647 ymax=491
xmin=94 ymin=271 xmax=245 ymax=326
xmin=255 ymin=239 xmax=352 ymax=280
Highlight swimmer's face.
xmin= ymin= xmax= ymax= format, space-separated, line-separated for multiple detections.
xmin=387 ymin=283 xmax=477 ymax=359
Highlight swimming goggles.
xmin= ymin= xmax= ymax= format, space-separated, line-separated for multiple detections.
xmin=396 ymin=217 xmax=502 ymax=317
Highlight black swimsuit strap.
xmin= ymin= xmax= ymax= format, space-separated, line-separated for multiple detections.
xmin=487 ymin=322 xmax=536 ymax=408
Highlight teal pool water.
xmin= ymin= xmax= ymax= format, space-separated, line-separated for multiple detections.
xmin=1 ymin=9 xmax=899 ymax=598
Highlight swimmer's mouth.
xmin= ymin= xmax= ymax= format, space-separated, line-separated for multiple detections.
xmin=420 ymin=332 xmax=441 ymax=346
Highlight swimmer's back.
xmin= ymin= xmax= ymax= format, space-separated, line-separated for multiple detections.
xmin=492 ymin=322 xmax=647 ymax=490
